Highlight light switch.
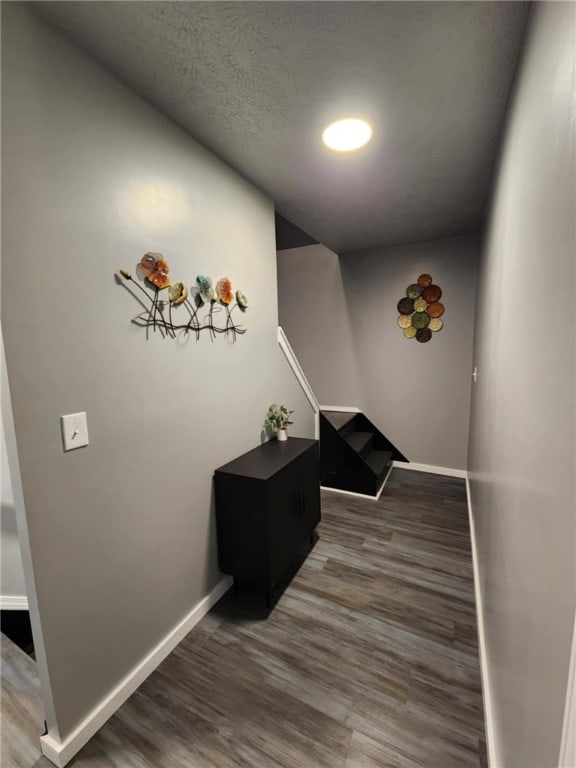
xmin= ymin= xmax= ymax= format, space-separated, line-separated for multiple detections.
xmin=61 ymin=412 xmax=89 ymax=452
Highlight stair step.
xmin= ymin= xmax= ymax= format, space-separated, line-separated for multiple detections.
xmin=365 ymin=449 xmax=393 ymax=477
xmin=321 ymin=411 xmax=357 ymax=432
xmin=345 ymin=431 xmax=373 ymax=457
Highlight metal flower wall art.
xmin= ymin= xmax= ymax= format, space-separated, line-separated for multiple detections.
xmin=396 ymin=273 xmax=444 ymax=343
xmin=118 ymin=253 xmax=248 ymax=342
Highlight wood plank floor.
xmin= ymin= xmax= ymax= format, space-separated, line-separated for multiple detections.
xmin=2 ymin=469 xmax=487 ymax=768
xmin=0 ymin=630 xmax=44 ymax=768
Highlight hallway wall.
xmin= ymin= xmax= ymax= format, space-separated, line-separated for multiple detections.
xmin=277 ymin=244 xmax=362 ymax=407
xmin=467 ymin=3 xmax=576 ymax=766
xmin=277 ymin=235 xmax=478 ymax=470
xmin=1 ymin=2 xmax=314 ymax=753
xmin=342 ymin=234 xmax=478 ymax=470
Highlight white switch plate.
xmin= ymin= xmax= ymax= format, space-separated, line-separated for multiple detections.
xmin=61 ymin=412 xmax=89 ymax=451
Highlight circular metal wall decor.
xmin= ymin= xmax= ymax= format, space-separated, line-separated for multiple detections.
xmin=417 ymin=273 xmax=432 ymax=288
xmin=422 ymin=284 xmax=442 ymax=303
xmin=397 ymin=297 xmax=415 ymax=315
xmin=396 ymin=273 xmax=444 ymax=343
xmin=416 ymin=328 xmax=432 ymax=343
xmin=414 ymin=297 xmax=428 ymax=313
xmin=429 ymin=317 xmax=443 ymax=332
xmin=412 ymin=311 xmax=430 ymax=329
xmin=427 ymin=302 xmax=445 ymax=318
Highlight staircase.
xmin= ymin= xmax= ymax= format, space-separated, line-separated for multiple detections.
xmin=320 ymin=410 xmax=408 ymax=497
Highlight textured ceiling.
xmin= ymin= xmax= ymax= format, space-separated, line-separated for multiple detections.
xmin=34 ymin=1 xmax=529 ymax=254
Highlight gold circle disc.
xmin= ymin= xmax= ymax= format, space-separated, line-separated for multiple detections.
xmin=397 ymin=314 xmax=413 ymax=329
xmin=429 ymin=318 xmax=443 ymax=332
xmin=414 ymin=297 xmax=428 ymax=312
xmin=403 ymin=326 xmax=417 ymax=338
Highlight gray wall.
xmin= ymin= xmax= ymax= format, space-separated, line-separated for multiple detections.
xmin=1 ymin=3 xmax=314 ymax=742
xmin=277 ymin=244 xmax=362 ymax=406
xmin=343 ymin=235 xmax=479 ymax=470
xmin=468 ymin=3 xmax=575 ymax=767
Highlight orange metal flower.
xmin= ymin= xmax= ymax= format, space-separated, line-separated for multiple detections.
xmin=136 ymin=252 xmax=171 ymax=289
xmin=216 ymin=277 xmax=234 ymax=305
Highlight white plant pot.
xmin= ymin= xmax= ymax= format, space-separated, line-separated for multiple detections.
xmin=277 ymin=429 xmax=288 ymax=442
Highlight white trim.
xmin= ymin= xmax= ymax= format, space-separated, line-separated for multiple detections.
xmin=0 ymin=595 xmax=29 ymax=610
xmin=392 ymin=460 xmax=467 ymax=479
xmin=318 ymin=405 xmax=360 ymax=413
xmin=321 ymin=485 xmax=379 ymax=501
xmin=40 ymin=575 xmax=232 ymax=767
xmin=466 ymin=477 xmax=497 ymax=768
xmin=277 ymin=327 xmax=320 ymax=439
xmin=559 ymin=613 xmax=576 ymax=768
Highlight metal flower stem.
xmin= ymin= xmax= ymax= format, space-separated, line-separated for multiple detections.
xmin=162 ymin=299 xmax=176 ymax=339
xmin=181 ymin=299 xmax=195 ymax=336
xmin=183 ymin=299 xmax=201 ymax=340
xmin=229 ymin=304 xmax=245 ymax=340
xmin=151 ymin=288 xmax=160 ymax=333
xmin=119 ymin=272 xmax=161 ymax=337
xmin=209 ymin=302 xmax=216 ymax=341
xmin=153 ymin=289 xmax=174 ymax=338
xmin=225 ymin=304 xmax=235 ymax=341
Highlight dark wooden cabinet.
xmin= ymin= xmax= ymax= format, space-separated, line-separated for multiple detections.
xmin=214 ymin=438 xmax=321 ymax=605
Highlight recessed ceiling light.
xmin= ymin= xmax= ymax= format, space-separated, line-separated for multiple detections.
xmin=322 ymin=118 xmax=373 ymax=152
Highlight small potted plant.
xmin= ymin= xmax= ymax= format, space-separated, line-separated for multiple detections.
xmin=263 ymin=404 xmax=294 ymax=442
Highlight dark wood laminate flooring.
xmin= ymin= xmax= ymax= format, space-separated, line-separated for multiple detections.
xmin=6 ymin=469 xmax=487 ymax=768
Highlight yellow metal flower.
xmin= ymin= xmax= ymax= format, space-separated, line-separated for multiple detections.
xmin=168 ymin=282 xmax=188 ymax=305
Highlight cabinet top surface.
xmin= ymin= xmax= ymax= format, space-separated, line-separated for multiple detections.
xmin=215 ymin=438 xmax=318 ymax=480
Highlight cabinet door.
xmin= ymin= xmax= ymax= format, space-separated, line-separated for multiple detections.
xmin=298 ymin=445 xmax=321 ymax=531
xmin=215 ymin=475 xmax=269 ymax=582
xmin=267 ymin=461 xmax=308 ymax=584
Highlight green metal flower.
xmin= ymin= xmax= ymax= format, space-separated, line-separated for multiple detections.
xmin=236 ymin=290 xmax=249 ymax=311
xmin=196 ymin=275 xmax=213 ymax=305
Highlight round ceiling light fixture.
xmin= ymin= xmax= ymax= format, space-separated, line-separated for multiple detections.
xmin=322 ymin=117 xmax=373 ymax=152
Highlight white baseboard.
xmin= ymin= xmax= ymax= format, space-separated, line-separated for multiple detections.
xmin=320 ymin=462 xmax=393 ymax=502
xmin=0 ymin=595 xmax=29 ymax=610
xmin=321 ymin=461 xmax=465 ymax=500
xmin=559 ymin=613 xmax=576 ymax=768
xmin=466 ymin=478 xmax=497 ymax=768
xmin=40 ymin=575 xmax=233 ymax=767
xmin=392 ymin=461 xmax=467 ymax=479
xmin=318 ymin=405 xmax=360 ymax=413
xmin=321 ymin=485 xmax=376 ymax=500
